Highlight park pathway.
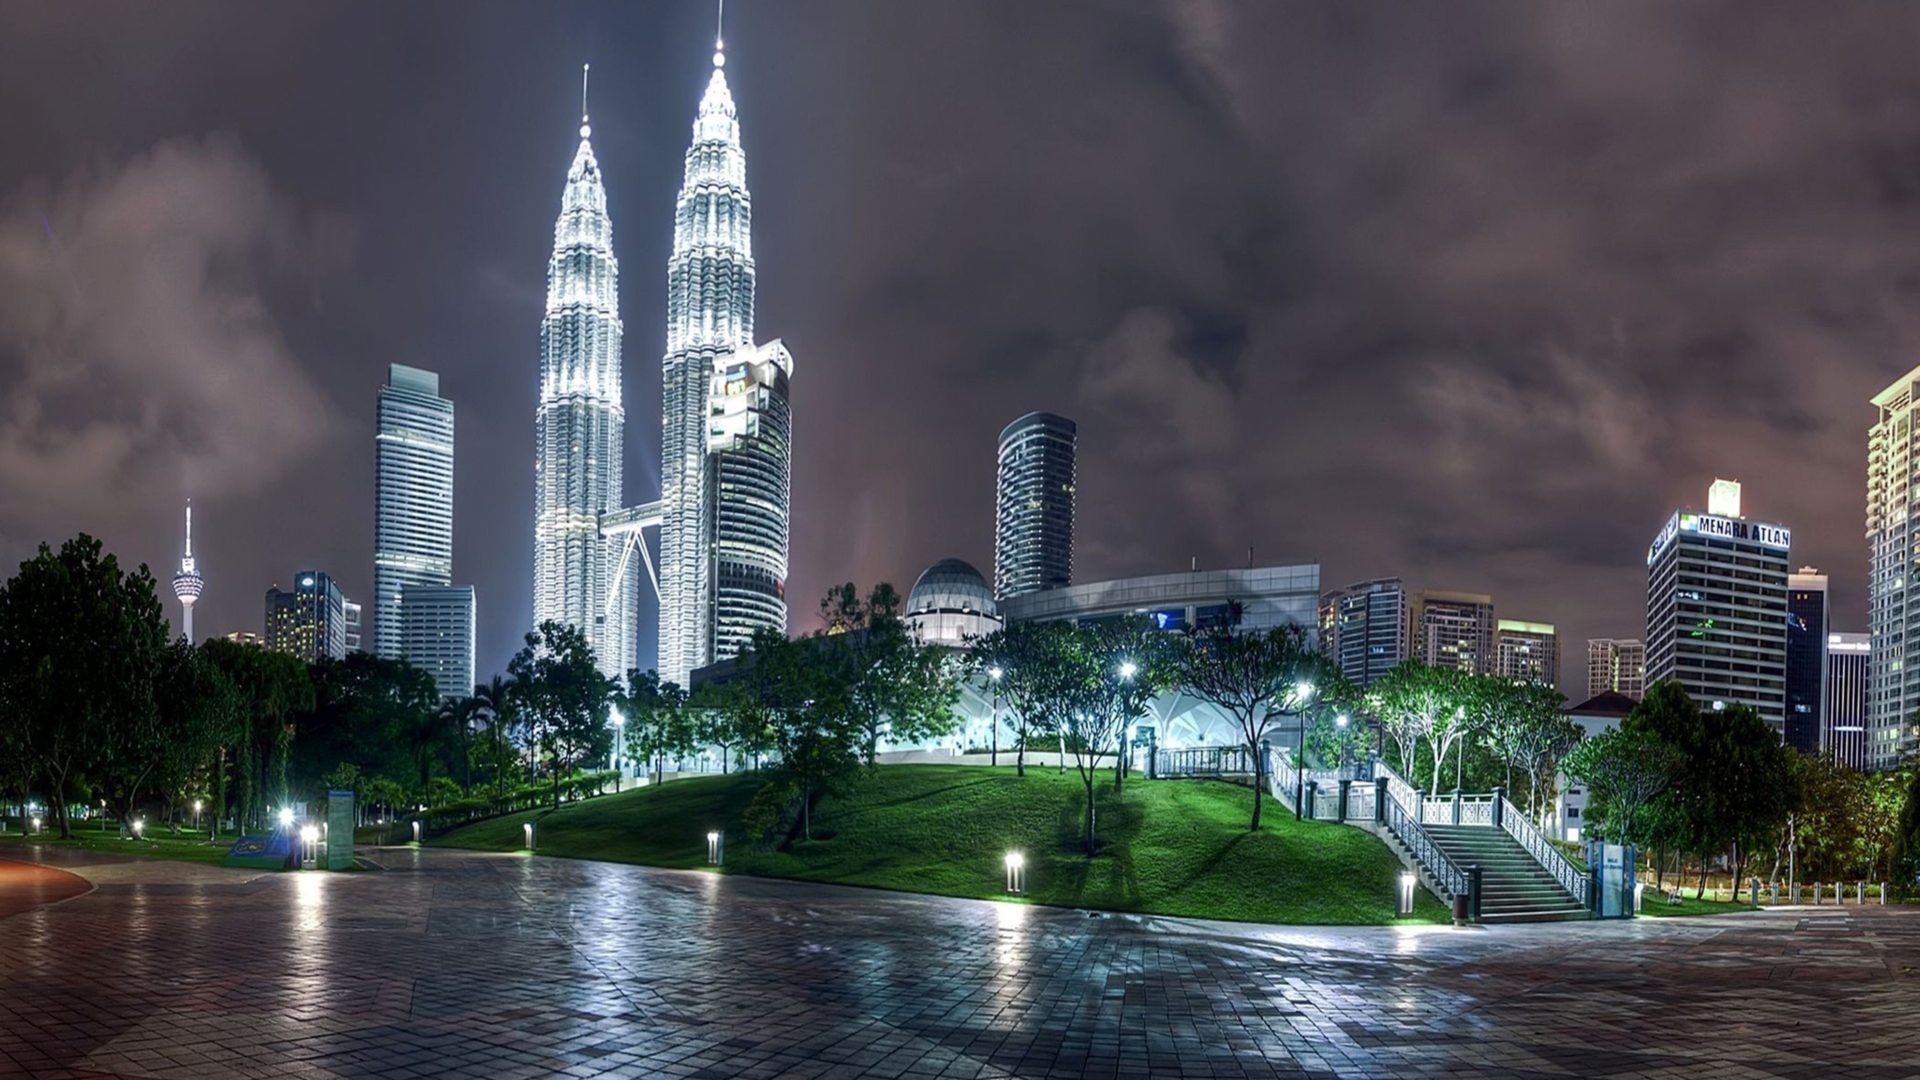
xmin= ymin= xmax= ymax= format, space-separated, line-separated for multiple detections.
xmin=0 ymin=845 xmax=1915 ymax=1078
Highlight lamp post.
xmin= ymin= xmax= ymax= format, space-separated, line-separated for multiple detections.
xmin=1117 ymin=661 xmax=1137 ymax=779
xmin=192 ymin=799 xmax=203 ymax=828
xmin=988 ymin=666 xmax=1004 ymax=768
xmin=610 ymin=710 xmax=626 ymax=793
xmin=1292 ymin=681 xmax=1316 ymax=816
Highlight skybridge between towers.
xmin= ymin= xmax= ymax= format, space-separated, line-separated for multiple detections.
xmin=602 ymin=501 xmax=663 ymax=609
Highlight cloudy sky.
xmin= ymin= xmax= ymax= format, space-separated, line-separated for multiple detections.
xmin=3 ymin=1 xmax=1916 ymax=695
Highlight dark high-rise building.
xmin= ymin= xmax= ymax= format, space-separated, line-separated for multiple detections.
xmin=1785 ymin=568 xmax=1829 ymax=753
xmin=1826 ymin=632 xmax=1869 ymax=769
xmin=1412 ymin=590 xmax=1496 ymax=675
xmin=1645 ymin=480 xmax=1790 ymax=730
xmin=265 ymin=571 xmax=352 ymax=663
xmin=994 ymin=412 xmax=1076 ymax=600
xmin=1318 ymin=578 xmax=1408 ymax=687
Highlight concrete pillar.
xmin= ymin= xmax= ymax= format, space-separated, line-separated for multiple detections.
xmin=1303 ymin=780 xmax=1318 ymax=822
xmin=1337 ymin=779 xmax=1352 ymax=823
xmin=1490 ymin=787 xmax=1504 ymax=829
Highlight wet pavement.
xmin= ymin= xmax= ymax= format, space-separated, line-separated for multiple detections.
xmin=0 ymin=845 xmax=1914 ymax=1078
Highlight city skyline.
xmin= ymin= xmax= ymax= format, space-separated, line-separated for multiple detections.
xmin=1 ymin=4 xmax=1909 ymax=691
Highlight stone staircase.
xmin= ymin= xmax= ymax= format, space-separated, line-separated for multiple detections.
xmin=1424 ymin=825 xmax=1589 ymax=924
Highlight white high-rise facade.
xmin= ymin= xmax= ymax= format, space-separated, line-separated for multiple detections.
xmin=375 ymin=364 xmax=454 ymax=659
xmin=1868 ymin=366 xmax=1920 ymax=769
xmin=658 ymin=38 xmax=791 ymax=684
xmin=402 ymin=584 xmax=476 ymax=700
xmin=534 ymin=87 xmax=636 ymax=680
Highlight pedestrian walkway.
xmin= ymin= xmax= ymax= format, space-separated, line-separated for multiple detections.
xmin=1 ymin=846 xmax=1916 ymax=1077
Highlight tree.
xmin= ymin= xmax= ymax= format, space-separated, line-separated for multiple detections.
xmin=1563 ymin=726 xmax=1679 ymax=847
xmin=1365 ymin=661 xmax=1460 ymax=789
xmin=201 ymin=637 xmax=312 ymax=831
xmin=1061 ymin=617 xmax=1171 ymax=855
xmin=1890 ymin=765 xmax=1920 ymax=897
xmin=1477 ymin=678 xmax=1577 ymax=818
xmin=1171 ymin=622 xmax=1322 ymax=831
xmin=969 ymin=622 xmax=1076 ymax=777
xmin=814 ymin=583 xmax=960 ymax=765
xmin=617 ymin=670 xmax=694 ymax=785
xmin=471 ymin=675 xmax=518 ymax=794
xmin=149 ymin=641 xmax=241 ymax=833
xmin=730 ymin=627 xmax=860 ymax=844
xmin=0 ymin=536 xmax=170 ymax=838
xmin=507 ymin=621 xmax=614 ymax=810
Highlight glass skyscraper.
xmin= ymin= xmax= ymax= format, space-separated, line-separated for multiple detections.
xmin=534 ymin=88 xmax=635 ymax=680
xmin=1785 ymin=568 xmax=1829 ymax=753
xmin=658 ymin=38 xmax=792 ymax=684
xmin=375 ymin=364 xmax=454 ymax=659
xmin=265 ymin=571 xmax=351 ymax=663
xmin=1318 ymin=578 xmax=1407 ymax=687
xmin=994 ymin=412 xmax=1076 ymax=601
xmin=401 ymin=584 xmax=475 ymax=700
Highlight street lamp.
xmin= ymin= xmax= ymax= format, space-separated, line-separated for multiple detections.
xmin=277 ymin=807 xmax=295 ymax=831
xmin=192 ymin=799 xmax=203 ymax=827
xmin=1119 ymin=660 xmax=1138 ymax=681
xmin=1292 ymin=682 xmax=1317 ymax=815
xmin=987 ymin=666 xmax=1004 ymax=768
xmin=1116 ymin=661 xmax=1138 ymax=775
xmin=1453 ymin=705 xmax=1466 ymax=794
xmin=610 ymin=709 xmax=626 ymax=792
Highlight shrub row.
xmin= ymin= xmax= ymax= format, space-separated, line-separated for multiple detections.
xmin=415 ymin=771 xmax=620 ymax=836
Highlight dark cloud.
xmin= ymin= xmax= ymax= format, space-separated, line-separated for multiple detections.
xmin=1 ymin=1 xmax=1914 ymax=695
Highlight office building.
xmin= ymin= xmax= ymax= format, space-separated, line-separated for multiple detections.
xmin=1585 ymin=638 xmax=1647 ymax=700
xmin=1495 ymin=620 xmax=1558 ymax=686
xmin=904 ymin=558 xmax=1004 ymax=646
xmin=1412 ymin=591 xmax=1496 ymax=675
xmin=1549 ymin=691 xmax=1639 ymax=842
xmin=656 ymin=36 xmax=795 ymax=684
xmin=343 ymin=600 xmax=363 ymax=653
xmin=1645 ymin=479 xmax=1790 ymax=729
xmin=1318 ymin=578 xmax=1408 ymax=687
xmin=375 ymin=364 xmax=454 ymax=659
xmin=170 ymin=501 xmax=203 ymax=643
xmin=221 ymin=631 xmax=264 ymax=647
xmin=993 ymin=412 xmax=1076 ymax=601
xmin=1868 ymin=366 xmax=1920 ymax=768
xmin=707 ymin=341 xmax=794 ymax=664
xmin=401 ymin=585 xmax=475 ymax=699
xmin=1001 ymin=563 xmax=1319 ymax=637
xmin=265 ymin=572 xmax=352 ymax=663
xmin=1827 ymin=632 xmax=1869 ymax=769
xmin=1785 ymin=568 xmax=1829 ymax=753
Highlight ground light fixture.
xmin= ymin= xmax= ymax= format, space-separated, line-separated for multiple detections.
xmin=1004 ymin=851 xmax=1026 ymax=895
xmin=131 ymin=819 xmax=144 ymax=838
xmin=299 ymin=825 xmax=320 ymax=869
xmin=522 ymin=822 xmax=535 ymax=851
xmin=1396 ymin=870 xmax=1417 ymax=917
xmin=707 ymin=830 xmax=724 ymax=866
xmin=411 ymin=821 xmax=422 ymax=844
xmin=30 ymin=817 xmax=41 ymax=834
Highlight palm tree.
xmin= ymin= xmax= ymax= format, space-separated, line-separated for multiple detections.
xmin=471 ymin=675 xmax=516 ymax=795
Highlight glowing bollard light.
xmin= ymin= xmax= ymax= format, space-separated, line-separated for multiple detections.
xmin=522 ymin=822 xmax=535 ymax=852
xmin=1396 ymin=870 xmax=1417 ymax=918
xmin=299 ymin=825 xmax=320 ymax=870
xmin=707 ymin=830 xmax=724 ymax=866
xmin=131 ymin=819 xmax=144 ymax=839
xmin=30 ymin=817 xmax=41 ymax=836
xmin=1004 ymin=851 xmax=1026 ymax=895
xmin=278 ymin=808 xmax=295 ymax=831
xmin=411 ymin=821 xmax=421 ymax=845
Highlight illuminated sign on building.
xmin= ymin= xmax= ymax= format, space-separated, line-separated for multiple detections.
xmin=1648 ymin=510 xmax=1791 ymax=565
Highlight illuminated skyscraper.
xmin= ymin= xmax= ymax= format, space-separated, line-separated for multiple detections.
xmin=1869 ymin=368 xmax=1920 ymax=768
xmin=658 ymin=33 xmax=792 ymax=683
xmin=375 ymin=364 xmax=453 ymax=659
xmin=171 ymin=501 xmax=203 ymax=642
xmin=1585 ymin=638 xmax=1646 ymax=699
xmin=1411 ymin=590 xmax=1496 ymax=675
xmin=994 ymin=412 xmax=1077 ymax=601
xmin=534 ymin=70 xmax=636 ymax=680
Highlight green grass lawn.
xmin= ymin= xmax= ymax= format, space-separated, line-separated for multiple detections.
xmin=0 ymin=829 xmax=235 ymax=867
xmin=429 ymin=764 xmax=1451 ymax=925
xmin=1636 ymin=892 xmax=1754 ymax=917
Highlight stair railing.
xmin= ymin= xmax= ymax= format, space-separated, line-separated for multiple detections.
xmin=1499 ymin=795 xmax=1590 ymax=908
xmin=1373 ymin=759 xmax=1468 ymax=901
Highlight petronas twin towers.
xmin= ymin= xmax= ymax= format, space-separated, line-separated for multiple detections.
xmin=534 ymin=33 xmax=792 ymax=684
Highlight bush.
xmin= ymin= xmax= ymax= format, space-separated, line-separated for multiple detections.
xmin=413 ymin=771 xmax=619 ymax=837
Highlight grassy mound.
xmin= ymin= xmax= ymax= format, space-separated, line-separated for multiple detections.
xmin=430 ymin=763 xmax=1449 ymax=925
xmin=0 ymin=830 xmax=234 ymax=866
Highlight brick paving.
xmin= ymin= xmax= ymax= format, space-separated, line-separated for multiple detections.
xmin=0 ymin=846 xmax=1915 ymax=1078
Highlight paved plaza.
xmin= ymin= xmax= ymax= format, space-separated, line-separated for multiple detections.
xmin=0 ymin=847 xmax=1915 ymax=1079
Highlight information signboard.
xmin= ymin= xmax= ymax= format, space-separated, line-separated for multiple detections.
xmin=326 ymin=789 xmax=354 ymax=870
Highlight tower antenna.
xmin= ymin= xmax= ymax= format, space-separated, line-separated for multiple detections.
xmin=717 ymin=0 xmax=725 ymax=49
xmin=581 ymin=62 xmax=590 ymax=121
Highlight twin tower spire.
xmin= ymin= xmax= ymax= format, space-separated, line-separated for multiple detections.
xmin=533 ymin=13 xmax=794 ymax=684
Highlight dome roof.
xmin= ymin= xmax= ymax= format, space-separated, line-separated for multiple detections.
xmin=907 ymin=558 xmax=997 ymax=617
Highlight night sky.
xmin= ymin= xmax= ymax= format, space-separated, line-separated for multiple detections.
xmin=3 ymin=1 xmax=1917 ymax=695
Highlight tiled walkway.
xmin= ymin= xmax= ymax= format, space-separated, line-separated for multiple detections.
xmin=0 ymin=846 xmax=1914 ymax=1078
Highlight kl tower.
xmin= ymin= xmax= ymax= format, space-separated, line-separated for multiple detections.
xmin=171 ymin=501 xmax=204 ymax=643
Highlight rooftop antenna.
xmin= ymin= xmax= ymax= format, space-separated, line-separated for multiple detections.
xmin=579 ymin=63 xmax=591 ymax=138
xmin=714 ymin=0 xmax=727 ymax=66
